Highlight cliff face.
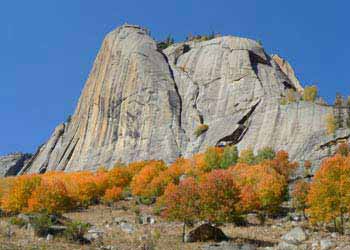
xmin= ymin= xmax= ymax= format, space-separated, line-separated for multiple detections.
xmin=0 ymin=153 xmax=31 ymax=177
xmin=20 ymin=24 xmax=350 ymax=174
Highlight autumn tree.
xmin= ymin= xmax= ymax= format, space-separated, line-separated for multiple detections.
xmin=147 ymin=158 xmax=187 ymax=197
xmin=302 ymin=85 xmax=318 ymax=102
xmin=219 ymin=145 xmax=239 ymax=169
xmin=238 ymin=148 xmax=256 ymax=165
xmin=307 ymin=154 xmax=350 ymax=234
xmin=203 ymin=147 xmax=223 ymax=172
xmin=0 ymin=174 xmax=41 ymax=214
xmin=27 ymin=176 xmax=74 ymax=215
xmin=336 ymin=143 xmax=350 ymax=156
xmin=198 ymin=170 xmax=240 ymax=223
xmin=158 ymin=177 xmax=200 ymax=242
xmin=231 ymin=164 xmax=286 ymax=221
xmin=130 ymin=160 xmax=167 ymax=198
xmin=292 ymin=180 xmax=310 ymax=218
xmin=256 ymin=147 xmax=276 ymax=163
xmin=102 ymin=187 xmax=123 ymax=205
xmin=267 ymin=150 xmax=298 ymax=181
xmin=326 ymin=113 xmax=337 ymax=135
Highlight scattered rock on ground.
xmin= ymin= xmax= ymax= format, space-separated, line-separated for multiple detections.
xmin=281 ymin=227 xmax=307 ymax=244
xmin=119 ymin=222 xmax=135 ymax=234
xmin=185 ymin=223 xmax=228 ymax=243
xmin=320 ymin=239 xmax=335 ymax=250
xmin=202 ymin=241 xmax=256 ymax=250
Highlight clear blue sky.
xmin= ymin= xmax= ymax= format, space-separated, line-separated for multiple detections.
xmin=1 ymin=1 xmax=349 ymax=155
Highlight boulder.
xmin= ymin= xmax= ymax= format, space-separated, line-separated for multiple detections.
xmin=281 ymin=227 xmax=307 ymax=244
xmin=185 ymin=223 xmax=228 ymax=243
xmin=119 ymin=222 xmax=135 ymax=234
xmin=320 ymin=239 xmax=335 ymax=250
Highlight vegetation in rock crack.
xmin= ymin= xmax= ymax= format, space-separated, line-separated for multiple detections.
xmin=194 ymin=124 xmax=209 ymax=137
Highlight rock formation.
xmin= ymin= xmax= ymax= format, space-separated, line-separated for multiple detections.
xmin=0 ymin=153 xmax=31 ymax=177
xmin=19 ymin=24 xmax=350 ymax=174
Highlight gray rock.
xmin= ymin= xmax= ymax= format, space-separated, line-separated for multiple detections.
xmin=0 ymin=153 xmax=31 ymax=177
xmin=281 ymin=227 xmax=307 ymax=244
xmin=202 ymin=241 xmax=256 ymax=250
xmin=320 ymin=239 xmax=335 ymax=250
xmin=46 ymin=234 xmax=53 ymax=241
xmin=20 ymin=24 xmax=350 ymax=173
xmin=84 ymin=227 xmax=104 ymax=242
xmin=120 ymin=222 xmax=135 ymax=234
xmin=185 ymin=223 xmax=228 ymax=243
xmin=277 ymin=242 xmax=307 ymax=250
xmin=139 ymin=214 xmax=156 ymax=225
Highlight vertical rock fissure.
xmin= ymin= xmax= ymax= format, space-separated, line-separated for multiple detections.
xmin=216 ymin=100 xmax=261 ymax=146
xmin=159 ymin=51 xmax=183 ymax=129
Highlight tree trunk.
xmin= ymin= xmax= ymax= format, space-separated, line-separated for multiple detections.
xmin=182 ymin=222 xmax=186 ymax=243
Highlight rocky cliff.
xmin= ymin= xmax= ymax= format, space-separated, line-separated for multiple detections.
xmin=0 ymin=153 xmax=31 ymax=177
xmin=19 ymin=24 xmax=350 ymax=174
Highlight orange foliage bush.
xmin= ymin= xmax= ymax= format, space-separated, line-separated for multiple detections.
xmin=266 ymin=150 xmax=298 ymax=180
xmin=198 ymin=170 xmax=240 ymax=223
xmin=27 ymin=175 xmax=74 ymax=215
xmin=0 ymin=174 xmax=41 ymax=214
xmin=102 ymin=187 xmax=123 ymax=204
xmin=148 ymin=158 xmax=187 ymax=197
xmin=231 ymin=164 xmax=286 ymax=215
xmin=292 ymin=180 xmax=310 ymax=217
xmin=307 ymin=154 xmax=350 ymax=233
xmin=130 ymin=160 xmax=167 ymax=198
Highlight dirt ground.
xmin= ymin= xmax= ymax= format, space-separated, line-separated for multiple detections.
xmin=0 ymin=200 xmax=349 ymax=250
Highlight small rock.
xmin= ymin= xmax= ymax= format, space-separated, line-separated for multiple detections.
xmin=331 ymin=232 xmax=338 ymax=238
xmin=114 ymin=217 xmax=128 ymax=225
xmin=320 ymin=239 xmax=335 ymax=250
xmin=84 ymin=227 xmax=104 ymax=242
xmin=277 ymin=241 xmax=308 ymax=250
xmin=120 ymin=222 xmax=135 ymax=234
xmin=246 ymin=213 xmax=261 ymax=225
xmin=46 ymin=234 xmax=53 ymax=241
xmin=139 ymin=214 xmax=156 ymax=225
xmin=202 ymin=241 xmax=256 ymax=250
xmin=185 ymin=223 xmax=228 ymax=243
xmin=281 ymin=227 xmax=307 ymax=244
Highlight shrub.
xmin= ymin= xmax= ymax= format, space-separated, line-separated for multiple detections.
xmin=267 ymin=150 xmax=298 ymax=181
xmin=27 ymin=175 xmax=74 ymax=215
xmin=64 ymin=221 xmax=90 ymax=243
xmin=198 ymin=170 xmax=240 ymax=223
xmin=302 ymin=85 xmax=318 ymax=102
xmin=195 ymin=124 xmax=209 ymax=137
xmin=102 ymin=187 xmax=123 ymax=205
xmin=219 ymin=146 xmax=239 ymax=169
xmin=326 ymin=113 xmax=337 ymax=135
xmin=336 ymin=143 xmax=350 ymax=156
xmin=9 ymin=216 xmax=27 ymax=227
xmin=0 ymin=174 xmax=41 ymax=214
xmin=31 ymin=213 xmax=54 ymax=237
xmin=107 ymin=167 xmax=132 ymax=189
xmin=231 ymin=164 xmax=286 ymax=218
xmin=292 ymin=180 xmax=310 ymax=218
xmin=238 ymin=148 xmax=256 ymax=165
xmin=203 ymin=147 xmax=223 ymax=172
xmin=131 ymin=160 xmax=167 ymax=198
xmin=286 ymin=89 xmax=297 ymax=103
xmin=256 ymin=147 xmax=276 ymax=163
xmin=307 ymin=154 xmax=350 ymax=233
xmin=147 ymin=158 xmax=186 ymax=197
xmin=158 ymin=177 xmax=200 ymax=242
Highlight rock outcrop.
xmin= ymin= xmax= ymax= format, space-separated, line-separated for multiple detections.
xmin=0 ymin=153 xmax=31 ymax=177
xmin=20 ymin=24 xmax=350 ymax=174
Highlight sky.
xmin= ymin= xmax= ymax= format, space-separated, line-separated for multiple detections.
xmin=0 ymin=1 xmax=349 ymax=155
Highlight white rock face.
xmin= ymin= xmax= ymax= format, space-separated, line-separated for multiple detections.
xmin=0 ymin=153 xmax=31 ymax=177
xmin=20 ymin=24 xmax=350 ymax=173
